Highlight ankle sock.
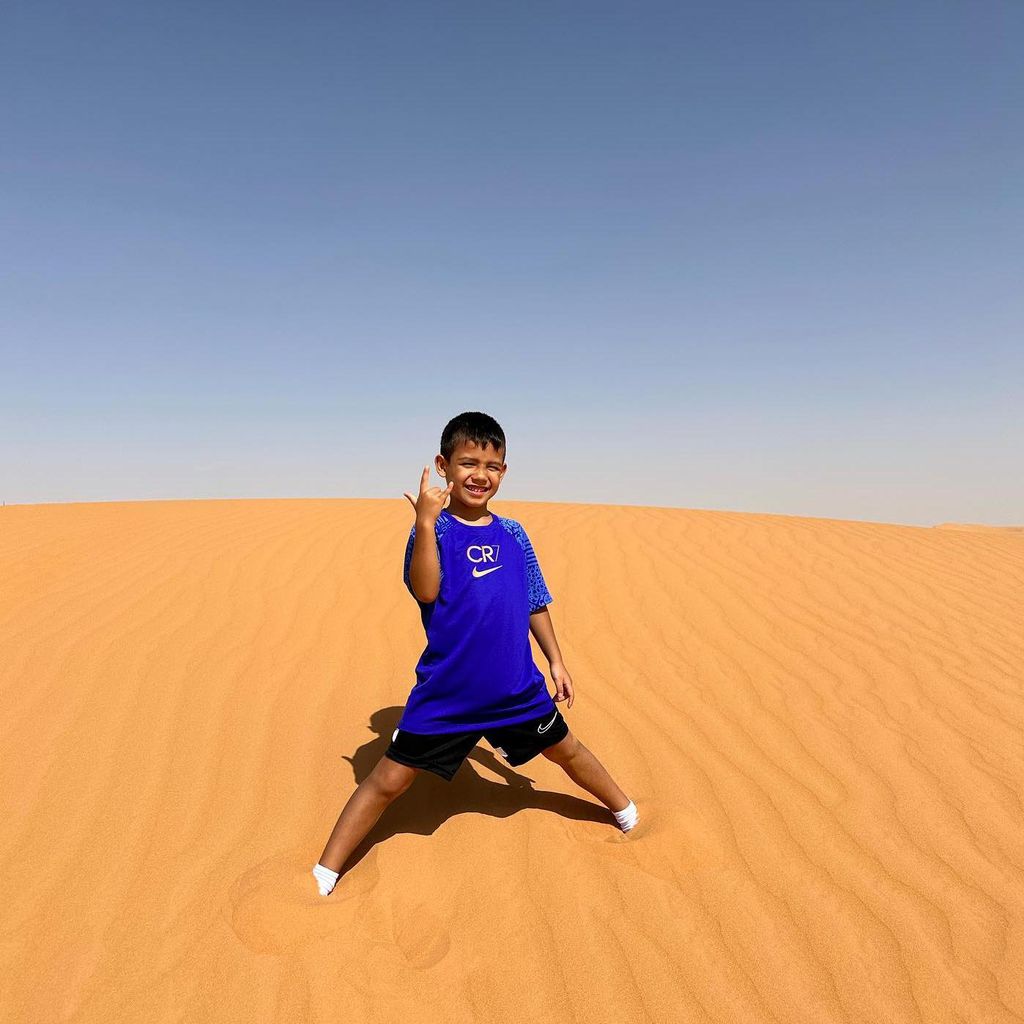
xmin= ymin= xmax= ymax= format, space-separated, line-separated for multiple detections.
xmin=612 ymin=799 xmax=639 ymax=832
xmin=312 ymin=862 xmax=340 ymax=896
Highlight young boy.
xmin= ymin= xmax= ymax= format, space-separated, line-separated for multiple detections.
xmin=312 ymin=411 xmax=638 ymax=896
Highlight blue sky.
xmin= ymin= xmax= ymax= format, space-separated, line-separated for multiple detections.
xmin=2 ymin=1 xmax=1021 ymax=525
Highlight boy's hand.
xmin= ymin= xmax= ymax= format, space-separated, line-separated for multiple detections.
xmin=403 ymin=465 xmax=454 ymax=523
xmin=550 ymin=661 xmax=574 ymax=710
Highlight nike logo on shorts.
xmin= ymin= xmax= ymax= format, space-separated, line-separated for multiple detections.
xmin=537 ymin=712 xmax=558 ymax=733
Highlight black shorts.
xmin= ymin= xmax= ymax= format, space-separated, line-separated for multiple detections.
xmin=384 ymin=705 xmax=570 ymax=782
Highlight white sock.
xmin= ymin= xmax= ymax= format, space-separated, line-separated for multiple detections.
xmin=612 ymin=799 xmax=638 ymax=832
xmin=312 ymin=862 xmax=340 ymax=896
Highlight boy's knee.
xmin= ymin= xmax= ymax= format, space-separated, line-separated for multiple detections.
xmin=542 ymin=732 xmax=580 ymax=764
xmin=372 ymin=757 xmax=418 ymax=797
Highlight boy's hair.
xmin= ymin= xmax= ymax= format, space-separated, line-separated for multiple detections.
xmin=440 ymin=411 xmax=506 ymax=463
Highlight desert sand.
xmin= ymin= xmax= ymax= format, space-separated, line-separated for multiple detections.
xmin=1 ymin=497 xmax=1022 ymax=1024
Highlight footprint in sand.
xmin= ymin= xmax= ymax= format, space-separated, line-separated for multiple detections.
xmin=225 ymin=846 xmax=379 ymax=954
xmin=391 ymin=902 xmax=450 ymax=969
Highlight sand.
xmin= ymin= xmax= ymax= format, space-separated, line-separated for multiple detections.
xmin=1 ymin=497 xmax=1022 ymax=1024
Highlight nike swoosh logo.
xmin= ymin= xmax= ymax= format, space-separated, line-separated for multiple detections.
xmin=472 ymin=565 xmax=503 ymax=577
xmin=537 ymin=712 xmax=558 ymax=733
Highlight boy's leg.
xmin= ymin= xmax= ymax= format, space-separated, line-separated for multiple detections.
xmin=542 ymin=732 xmax=632 ymax=815
xmin=317 ymin=756 xmax=419 ymax=875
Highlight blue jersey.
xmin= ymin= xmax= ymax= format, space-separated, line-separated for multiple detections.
xmin=398 ymin=508 xmax=556 ymax=733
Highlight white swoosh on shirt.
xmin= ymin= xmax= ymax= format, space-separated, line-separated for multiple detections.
xmin=472 ymin=565 xmax=503 ymax=577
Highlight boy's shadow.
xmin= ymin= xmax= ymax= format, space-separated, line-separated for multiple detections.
xmin=337 ymin=707 xmax=611 ymax=875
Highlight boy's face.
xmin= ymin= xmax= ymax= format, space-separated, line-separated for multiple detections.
xmin=436 ymin=439 xmax=507 ymax=507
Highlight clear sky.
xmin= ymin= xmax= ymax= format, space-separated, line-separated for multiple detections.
xmin=2 ymin=1 xmax=1021 ymax=526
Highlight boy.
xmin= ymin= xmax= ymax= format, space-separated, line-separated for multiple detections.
xmin=312 ymin=411 xmax=637 ymax=896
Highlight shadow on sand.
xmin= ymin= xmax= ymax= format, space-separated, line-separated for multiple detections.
xmin=335 ymin=706 xmax=612 ymax=876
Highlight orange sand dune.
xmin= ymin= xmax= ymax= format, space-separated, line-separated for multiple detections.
xmin=1 ymin=498 xmax=1022 ymax=1024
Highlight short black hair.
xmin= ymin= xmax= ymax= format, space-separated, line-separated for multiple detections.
xmin=440 ymin=411 xmax=506 ymax=464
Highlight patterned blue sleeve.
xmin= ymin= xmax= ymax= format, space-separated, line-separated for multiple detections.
xmin=403 ymin=526 xmax=417 ymax=599
xmin=403 ymin=523 xmax=443 ymax=602
xmin=510 ymin=522 xmax=553 ymax=613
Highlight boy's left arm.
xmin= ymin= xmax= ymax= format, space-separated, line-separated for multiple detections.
xmin=529 ymin=607 xmax=574 ymax=709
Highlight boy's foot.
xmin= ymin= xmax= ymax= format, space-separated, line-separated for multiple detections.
xmin=312 ymin=862 xmax=341 ymax=896
xmin=612 ymin=799 xmax=639 ymax=832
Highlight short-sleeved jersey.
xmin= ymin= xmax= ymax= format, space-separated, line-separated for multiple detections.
xmin=398 ymin=507 xmax=555 ymax=734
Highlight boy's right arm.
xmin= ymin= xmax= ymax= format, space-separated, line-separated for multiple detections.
xmin=408 ymin=518 xmax=441 ymax=603
xmin=402 ymin=465 xmax=453 ymax=604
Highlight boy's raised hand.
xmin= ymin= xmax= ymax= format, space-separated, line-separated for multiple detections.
xmin=403 ymin=465 xmax=454 ymax=523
